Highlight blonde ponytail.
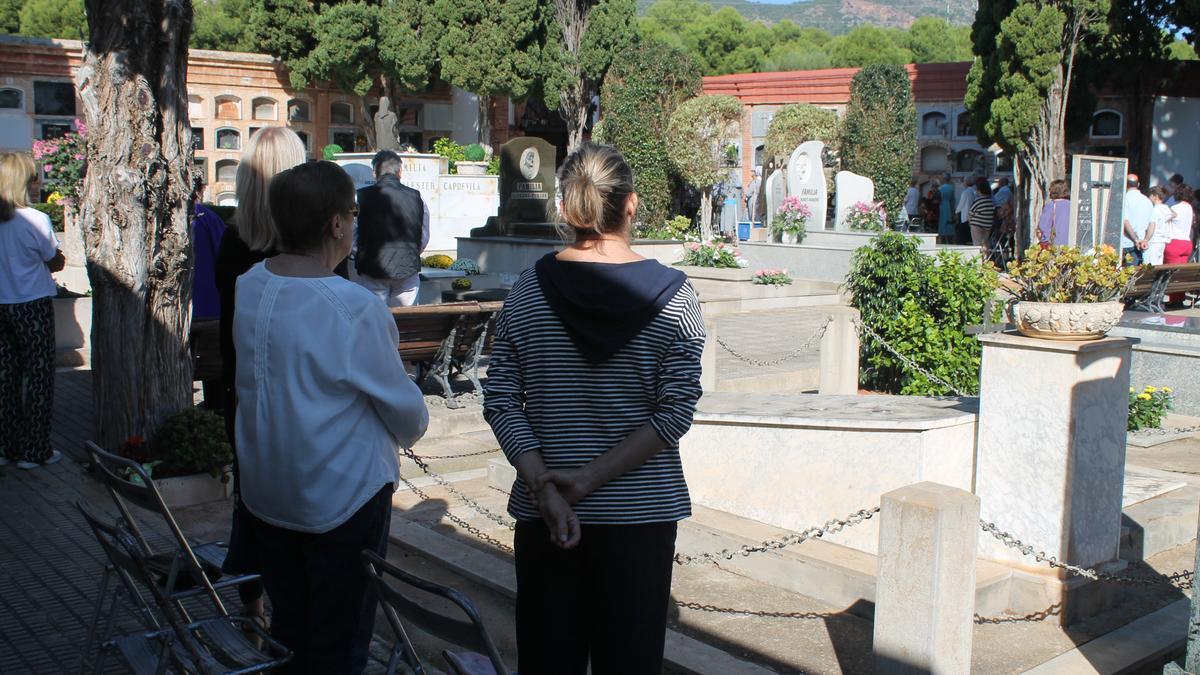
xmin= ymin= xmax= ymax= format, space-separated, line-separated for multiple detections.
xmin=558 ymin=143 xmax=635 ymax=236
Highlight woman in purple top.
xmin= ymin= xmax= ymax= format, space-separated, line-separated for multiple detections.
xmin=191 ymin=178 xmax=226 ymax=321
xmin=1037 ymin=179 xmax=1071 ymax=247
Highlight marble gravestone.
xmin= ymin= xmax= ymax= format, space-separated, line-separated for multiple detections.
xmin=473 ymin=136 xmax=559 ymax=237
xmin=786 ymin=141 xmax=828 ymax=230
xmin=763 ymin=169 xmax=786 ymax=230
xmin=834 ymin=170 xmax=875 ymax=231
xmin=1070 ymin=154 xmax=1127 ymax=253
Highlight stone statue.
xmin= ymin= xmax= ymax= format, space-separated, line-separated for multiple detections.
xmin=374 ymin=96 xmax=399 ymax=151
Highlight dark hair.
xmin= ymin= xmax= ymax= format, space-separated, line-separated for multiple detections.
xmin=558 ymin=143 xmax=635 ymax=235
xmin=1170 ymin=173 xmax=1185 ymax=186
xmin=1176 ymin=184 xmax=1195 ymax=205
xmin=268 ymin=161 xmax=356 ymax=253
xmin=372 ymin=150 xmax=402 ymax=176
xmin=1150 ymin=185 xmax=1171 ymax=201
xmin=1048 ymin=179 xmax=1069 ymax=200
xmin=977 ymin=182 xmax=993 ymax=197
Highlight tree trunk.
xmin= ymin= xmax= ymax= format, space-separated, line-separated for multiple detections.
xmin=699 ymin=189 xmax=713 ymax=241
xmin=359 ymin=95 xmax=377 ymax=150
xmin=478 ymin=94 xmax=492 ymax=150
xmin=76 ymin=0 xmax=194 ymax=450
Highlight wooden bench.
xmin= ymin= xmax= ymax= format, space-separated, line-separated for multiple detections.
xmin=1125 ymin=262 xmax=1200 ymax=313
xmin=391 ymin=301 xmax=503 ymax=408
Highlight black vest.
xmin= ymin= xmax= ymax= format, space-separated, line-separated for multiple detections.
xmin=355 ymin=175 xmax=424 ymax=280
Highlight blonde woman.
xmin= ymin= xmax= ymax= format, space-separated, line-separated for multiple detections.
xmin=0 ymin=152 xmax=65 ymax=470
xmin=484 ymin=143 xmax=705 ymax=674
xmin=214 ymin=126 xmax=306 ymax=628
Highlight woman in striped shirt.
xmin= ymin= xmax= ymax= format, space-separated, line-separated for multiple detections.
xmin=483 ymin=143 xmax=706 ymax=675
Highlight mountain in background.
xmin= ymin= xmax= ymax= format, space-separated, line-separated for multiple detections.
xmin=635 ymin=0 xmax=978 ymax=34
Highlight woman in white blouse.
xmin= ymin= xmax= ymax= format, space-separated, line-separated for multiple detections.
xmin=233 ymin=160 xmax=427 ymax=672
xmin=1163 ymin=184 xmax=1196 ymax=305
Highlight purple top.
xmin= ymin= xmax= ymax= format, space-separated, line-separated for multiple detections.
xmin=1038 ymin=199 xmax=1071 ymax=246
xmin=192 ymin=203 xmax=227 ymax=320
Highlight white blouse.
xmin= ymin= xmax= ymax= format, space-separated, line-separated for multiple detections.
xmin=1166 ymin=202 xmax=1195 ymax=242
xmin=0 ymin=207 xmax=59 ymax=304
xmin=233 ymin=262 xmax=427 ymax=533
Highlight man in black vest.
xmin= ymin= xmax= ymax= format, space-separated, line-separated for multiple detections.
xmin=354 ymin=150 xmax=429 ymax=306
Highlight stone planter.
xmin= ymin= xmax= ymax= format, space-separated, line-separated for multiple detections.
xmin=155 ymin=469 xmax=233 ymax=509
xmin=675 ymin=265 xmax=755 ymax=282
xmin=1011 ymin=300 xmax=1124 ymax=341
xmin=781 ymin=231 xmax=801 ymax=245
xmin=456 ymin=161 xmax=488 ymax=175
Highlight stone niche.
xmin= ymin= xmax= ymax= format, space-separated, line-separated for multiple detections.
xmin=679 ymin=392 xmax=979 ymax=555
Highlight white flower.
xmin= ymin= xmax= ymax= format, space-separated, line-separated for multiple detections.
xmin=736 ymin=258 xmax=749 ymax=268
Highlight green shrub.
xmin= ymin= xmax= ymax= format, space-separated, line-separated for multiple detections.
xmin=433 ymin=137 xmax=466 ymax=174
xmin=487 ymin=155 xmax=500 ymax=175
xmin=452 ymin=278 xmax=473 ymax=291
xmin=839 ymin=64 xmax=916 ymax=225
xmin=29 ymin=202 xmax=64 ymax=231
xmin=597 ymin=40 xmax=701 ymax=229
xmin=322 ymin=143 xmax=343 ymax=160
xmin=422 ymin=254 xmax=454 ymax=269
xmin=763 ymin=103 xmax=840 ymax=165
xmin=845 ymin=232 xmax=999 ymax=395
xmin=636 ymin=215 xmax=693 ymax=240
xmin=1129 ymin=386 xmax=1173 ymax=431
xmin=464 ymin=143 xmax=486 ymax=162
xmin=123 ymin=408 xmax=233 ymax=481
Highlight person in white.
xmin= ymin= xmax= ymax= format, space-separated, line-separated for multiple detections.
xmin=1147 ymin=185 xmax=1173 ymax=266
xmin=233 ymin=160 xmax=427 ymax=671
xmin=904 ymin=177 xmax=920 ymax=222
xmin=957 ymin=177 xmax=979 ymax=235
xmin=1120 ymin=174 xmax=1154 ymax=266
xmin=0 ymin=152 xmax=65 ymax=470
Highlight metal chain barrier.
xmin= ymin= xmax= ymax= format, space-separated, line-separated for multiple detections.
xmin=852 ymin=318 xmax=973 ymax=397
xmin=401 ymin=448 xmax=516 ymax=531
xmin=410 ymin=448 xmax=500 ymax=460
xmin=981 ymin=520 xmax=1194 ymax=589
xmin=676 ymin=600 xmax=1061 ymax=624
xmin=396 ymin=473 xmax=514 ymax=553
xmin=713 ymin=317 xmax=832 ymax=367
xmin=1129 ymin=424 xmax=1200 ymax=439
xmin=674 ymin=506 xmax=880 ymax=566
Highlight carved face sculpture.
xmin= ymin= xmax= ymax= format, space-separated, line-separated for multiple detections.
xmin=519 ymin=148 xmax=540 ymax=181
xmin=794 ymin=153 xmax=811 ymax=184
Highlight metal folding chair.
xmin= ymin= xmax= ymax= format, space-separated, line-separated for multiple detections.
xmin=362 ymin=550 xmax=510 ymax=675
xmin=79 ymin=441 xmax=259 ymax=672
xmin=76 ymin=500 xmax=289 ymax=674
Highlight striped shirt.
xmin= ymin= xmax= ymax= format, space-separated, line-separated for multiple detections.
xmin=969 ymin=196 xmax=995 ymax=230
xmin=483 ymin=266 xmax=706 ymax=524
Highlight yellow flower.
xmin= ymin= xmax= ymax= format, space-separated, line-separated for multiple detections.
xmin=1163 ymin=387 xmax=1173 ymax=393
xmin=1130 ymin=387 xmax=1136 ymax=393
xmin=1137 ymin=393 xmax=1152 ymax=401
xmin=46 ymin=191 xmax=64 ymax=204
xmin=1145 ymin=386 xmax=1157 ymax=393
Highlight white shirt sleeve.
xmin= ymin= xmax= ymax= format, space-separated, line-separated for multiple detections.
xmin=344 ymin=301 xmax=429 ymax=448
xmin=420 ymin=198 xmax=431 ymax=254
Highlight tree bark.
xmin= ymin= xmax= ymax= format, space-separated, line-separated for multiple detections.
xmin=699 ymin=189 xmax=713 ymax=241
xmin=76 ymin=0 xmax=195 ymax=450
xmin=478 ymin=94 xmax=492 ymax=150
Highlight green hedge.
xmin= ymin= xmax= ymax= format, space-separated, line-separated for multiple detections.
xmin=29 ymin=202 xmax=65 ymax=231
xmin=839 ymin=64 xmax=916 ymax=223
xmin=845 ymin=232 xmax=999 ymax=395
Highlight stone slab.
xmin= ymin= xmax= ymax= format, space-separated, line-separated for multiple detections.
xmin=681 ymin=393 xmax=978 ymax=554
xmin=1020 ymin=598 xmax=1187 ymax=675
xmin=388 ymin=520 xmax=775 ymax=674
xmin=1121 ymin=485 xmax=1200 ymax=562
xmin=1123 ymin=468 xmax=1187 ymax=507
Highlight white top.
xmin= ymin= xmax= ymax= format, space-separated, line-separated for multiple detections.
xmin=1165 ymin=201 xmax=1195 ymax=242
xmin=1120 ymin=189 xmax=1154 ymax=248
xmin=904 ymin=187 xmax=920 ymax=217
xmin=0 ymin=207 xmax=60 ymax=304
xmin=957 ymin=186 xmax=977 ymax=222
xmin=233 ymin=262 xmax=428 ymax=533
xmin=1151 ymin=204 xmax=1174 ymax=244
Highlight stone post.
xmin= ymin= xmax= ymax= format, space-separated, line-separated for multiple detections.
xmin=1164 ymin=503 xmax=1200 ymax=675
xmin=701 ymin=317 xmax=717 ymax=392
xmin=819 ymin=306 xmax=860 ymax=395
xmin=974 ymin=334 xmax=1136 ymax=571
xmin=874 ymin=482 xmax=979 ymax=675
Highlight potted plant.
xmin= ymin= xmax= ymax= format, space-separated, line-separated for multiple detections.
xmin=845 ymin=201 xmax=886 ymax=232
xmin=1004 ymin=244 xmax=1143 ymax=340
xmin=457 ymin=143 xmax=489 ymax=175
xmin=771 ymin=196 xmax=811 ymax=245
xmin=117 ymin=407 xmax=234 ymax=508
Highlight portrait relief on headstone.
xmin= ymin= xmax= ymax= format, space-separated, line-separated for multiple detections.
xmin=787 ymin=141 xmax=828 ymax=230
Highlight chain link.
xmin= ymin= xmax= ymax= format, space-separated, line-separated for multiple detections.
xmin=714 ymin=317 xmax=831 ymax=367
xmin=396 ymin=474 xmax=513 ymax=553
xmin=852 ymin=318 xmax=973 ymax=397
xmin=401 ymin=448 xmax=516 ymax=531
xmin=981 ymin=520 xmax=1194 ymax=588
xmin=1129 ymin=424 xmax=1200 ymax=439
xmin=676 ymin=600 xmax=1060 ymax=624
xmin=674 ymin=507 xmax=880 ymax=566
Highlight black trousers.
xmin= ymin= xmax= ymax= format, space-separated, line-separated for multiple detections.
xmin=514 ymin=519 xmax=678 ymax=675
xmin=0 ymin=298 xmax=55 ymax=463
xmin=252 ymin=485 xmax=393 ymax=675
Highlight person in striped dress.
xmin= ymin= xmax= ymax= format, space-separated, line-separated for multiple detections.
xmin=483 ymin=143 xmax=706 ymax=675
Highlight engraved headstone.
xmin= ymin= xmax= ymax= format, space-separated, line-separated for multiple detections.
xmin=764 ymin=169 xmax=786 ymax=230
xmin=1070 ymin=155 xmax=1127 ymax=253
xmin=787 ymin=141 xmax=828 ymax=230
xmin=834 ymin=170 xmax=875 ymax=231
xmin=472 ymin=136 xmax=559 ymax=237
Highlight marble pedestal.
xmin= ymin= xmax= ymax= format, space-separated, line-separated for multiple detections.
xmin=975 ymin=334 xmax=1136 ymax=572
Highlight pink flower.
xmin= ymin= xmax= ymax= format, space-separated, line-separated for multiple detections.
xmin=72 ymin=119 xmax=87 ymax=135
xmin=43 ymin=164 xmax=53 ymax=173
xmin=687 ymin=242 xmax=700 ymax=252
xmin=73 ymin=153 xmax=83 ymax=160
